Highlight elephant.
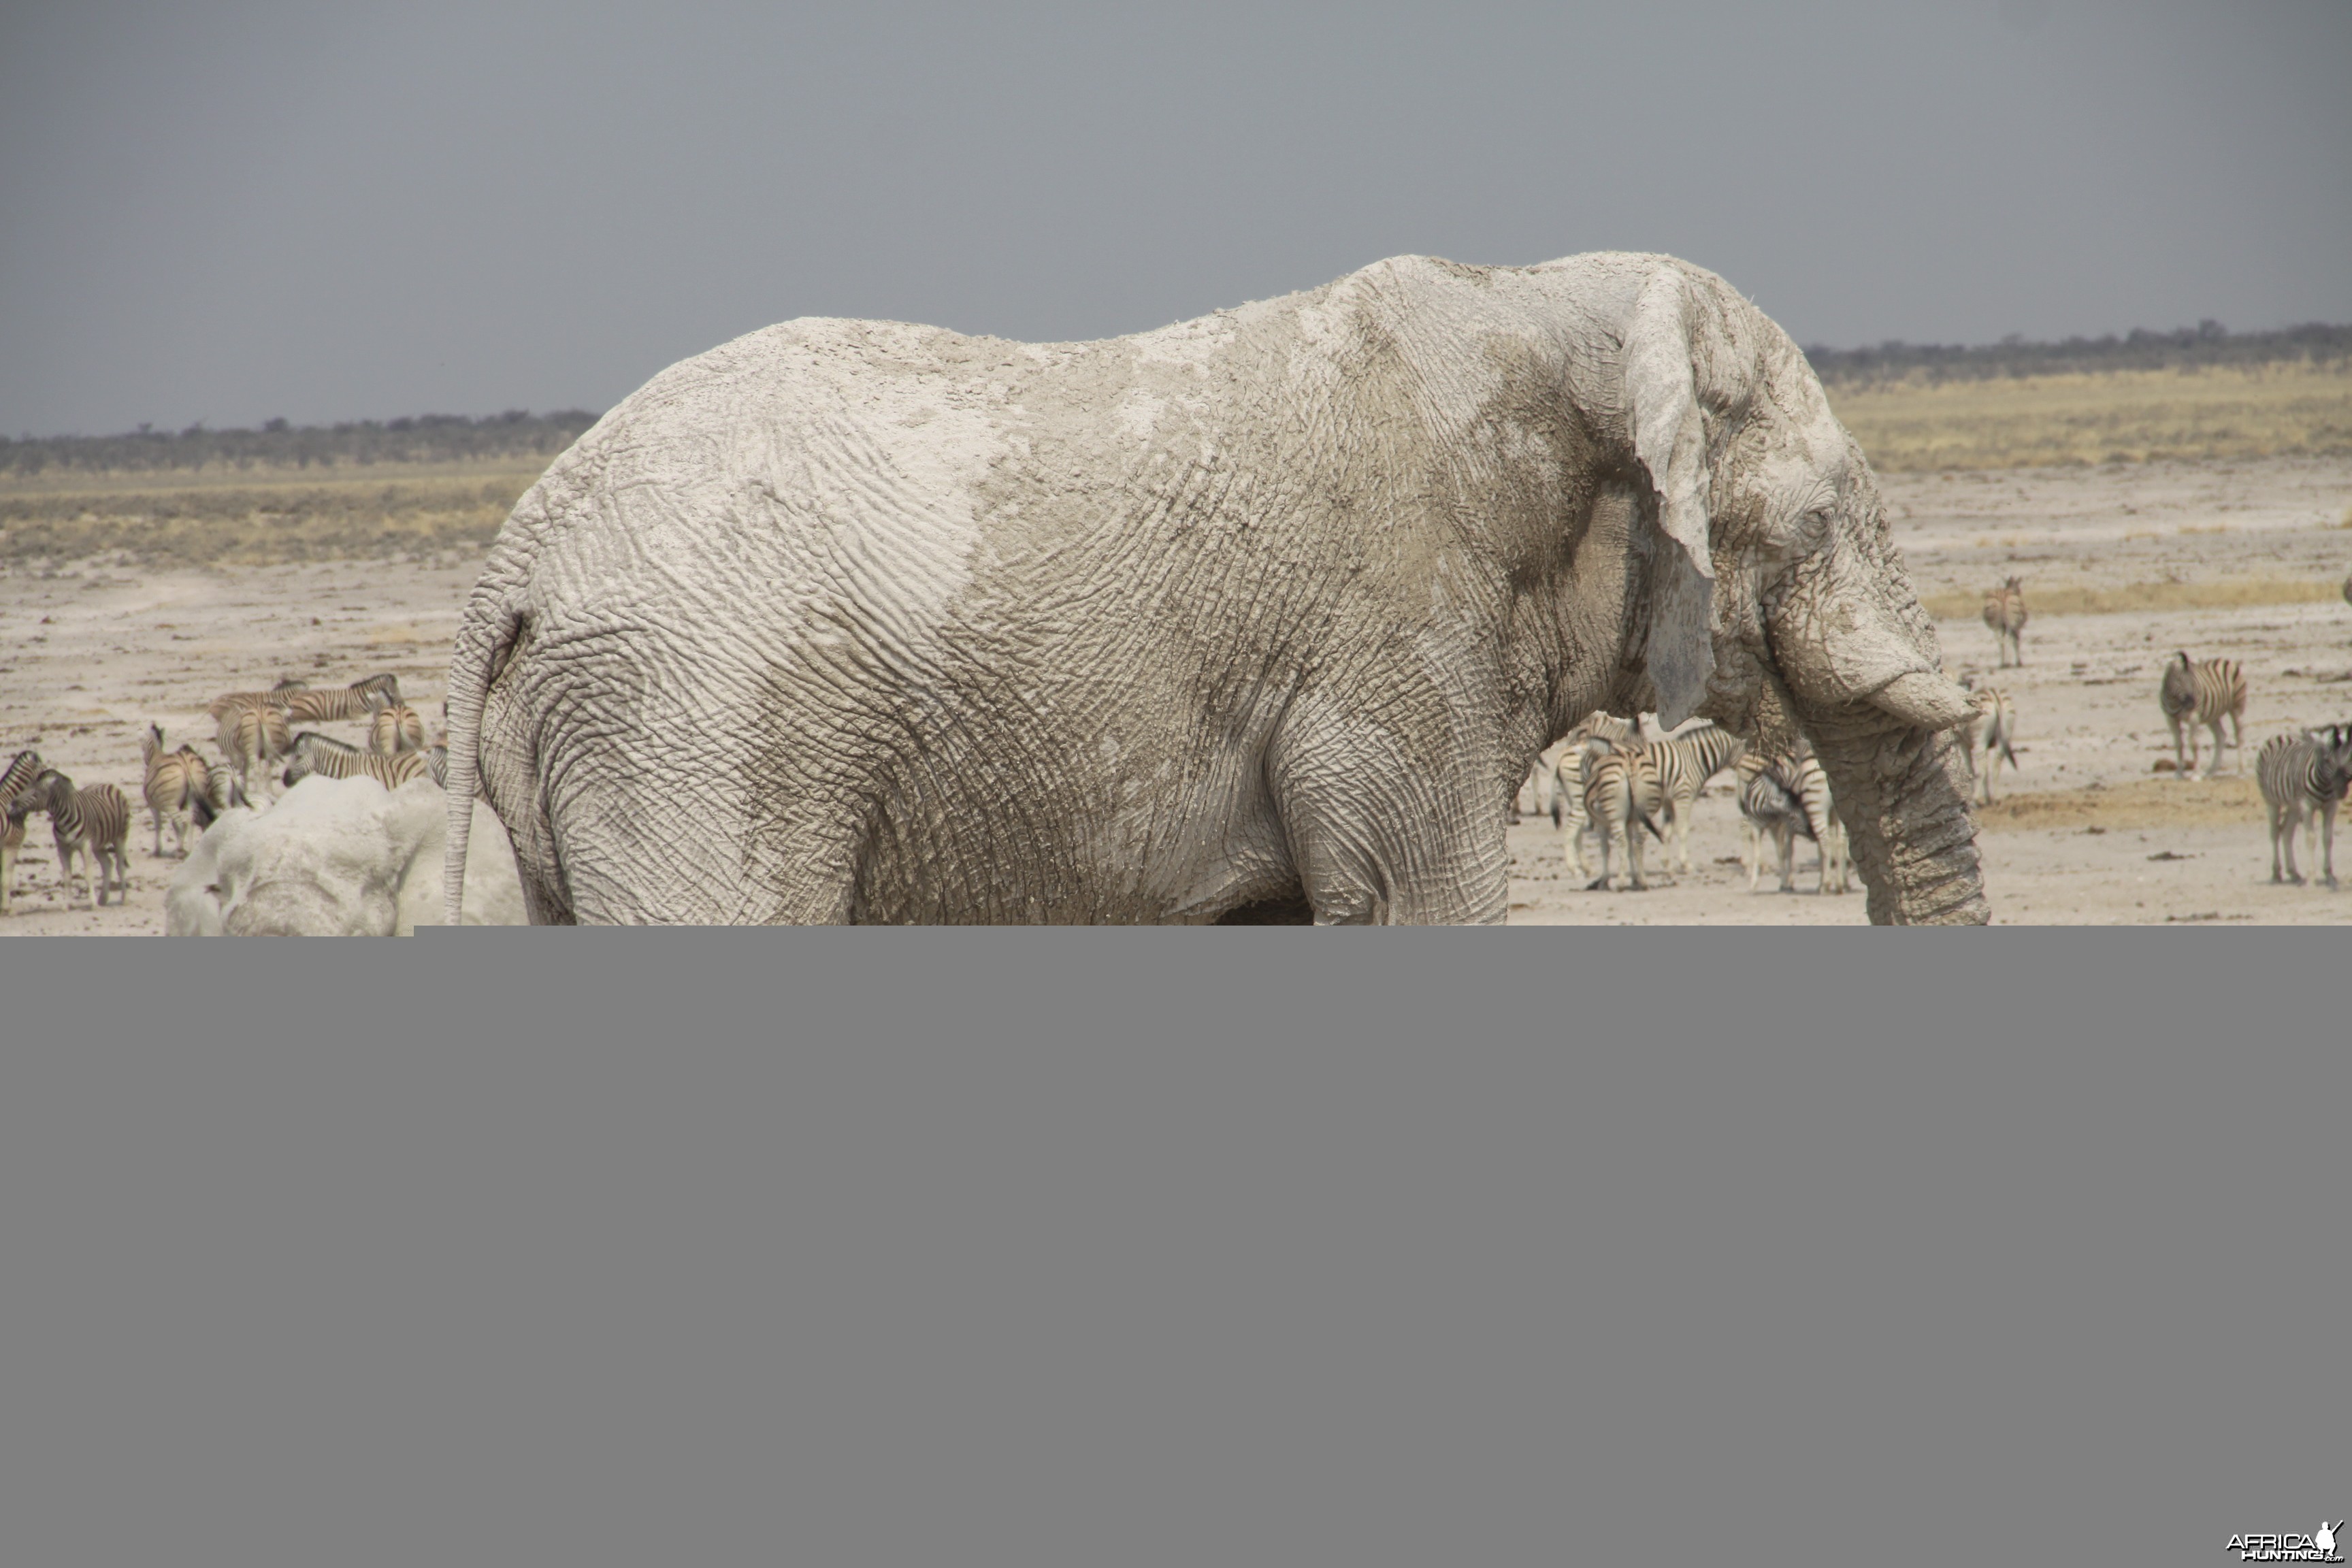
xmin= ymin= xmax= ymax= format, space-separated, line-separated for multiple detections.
xmin=443 ymin=250 xmax=1984 ymax=925
xmin=172 ymin=775 xmax=524 ymax=935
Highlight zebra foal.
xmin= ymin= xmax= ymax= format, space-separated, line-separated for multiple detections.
xmin=2159 ymin=652 xmax=2247 ymax=779
xmin=284 ymin=731 xmax=432 ymax=790
xmin=2255 ymin=725 xmax=2352 ymax=889
xmin=10 ymin=768 xmax=132 ymax=909
xmin=1982 ymin=577 xmax=2028 ymax=668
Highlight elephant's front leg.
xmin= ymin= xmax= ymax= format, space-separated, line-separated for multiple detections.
xmin=1264 ymin=698 xmax=1509 ymax=926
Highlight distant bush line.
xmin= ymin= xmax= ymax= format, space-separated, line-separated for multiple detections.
xmin=1805 ymin=321 xmax=2352 ymax=389
xmin=3 ymin=409 xmax=602 ymax=478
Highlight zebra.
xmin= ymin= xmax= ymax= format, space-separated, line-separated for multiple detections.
xmin=189 ymin=755 xmax=250 ymax=830
xmin=140 ymin=723 xmax=208 ymax=858
xmin=1739 ymin=751 xmax=1848 ymax=894
xmin=1957 ymin=679 xmax=2020 ymax=804
xmin=1982 ymin=576 xmax=2027 ymax=667
xmin=427 ymin=742 xmax=450 ymax=791
xmin=205 ymin=677 xmax=309 ymax=721
xmin=1 ymin=793 xmax=28 ymax=917
xmin=14 ymin=768 xmax=132 ymax=909
xmin=1552 ymin=742 xmax=1595 ymax=878
xmin=215 ymin=696 xmax=294 ymax=802
xmin=2159 ymin=651 xmax=2247 ymax=779
xmin=284 ymin=674 xmax=403 ymax=726
xmin=1 ymin=749 xmax=43 ymax=808
xmin=1582 ymin=744 xmax=1665 ymax=892
xmin=2255 ymin=725 xmax=2352 ymax=889
xmin=283 ymin=731 xmax=433 ymax=790
xmin=2 ymin=751 xmax=47 ymax=915
xmin=366 ymin=696 xmax=427 ymax=755
xmin=1642 ymin=721 xmax=1746 ymax=875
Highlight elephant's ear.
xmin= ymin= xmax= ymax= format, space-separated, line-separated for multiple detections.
xmin=1623 ymin=268 xmax=1715 ymax=728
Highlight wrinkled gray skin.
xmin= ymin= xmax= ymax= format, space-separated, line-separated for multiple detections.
xmin=446 ymin=252 xmax=1986 ymax=925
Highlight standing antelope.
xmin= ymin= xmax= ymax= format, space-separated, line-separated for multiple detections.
xmin=1957 ymin=679 xmax=2020 ymax=804
xmin=1982 ymin=576 xmax=2027 ymax=667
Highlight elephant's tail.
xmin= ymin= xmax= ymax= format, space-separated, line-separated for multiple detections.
xmin=442 ymin=583 xmax=523 ymax=928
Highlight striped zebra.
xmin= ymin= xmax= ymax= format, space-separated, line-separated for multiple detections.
xmin=1643 ymin=721 xmax=1747 ymax=875
xmin=1 ymin=749 xmax=42 ymax=809
xmin=1982 ymin=576 xmax=2027 ymax=668
xmin=189 ymin=755 xmax=250 ymax=830
xmin=1 ymin=794 xmax=28 ymax=917
xmin=1957 ymin=680 xmax=2020 ymax=804
xmin=1552 ymin=742 xmax=1595 ymax=878
xmin=1 ymin=752 xmax=42 ymax=917
xmin=216 ymin=697 xmax=294 ymax=801
xmin=1582 ymin=744 xmax=1665 ymax=892
xmin=2159 ymin=652 xmax=2247 ymax=779
xmin=13 ymin=769 xmax=132 ymax=908
xmin=140 ymin=723 xmax=208 ymax=858
xmin=427 ymin=742 xmax=450 ymax=791
xmin=367 ymin=698 xmax=427 ymax=755
xmin=206 ymin=677 xmax=309 ymax=721
xmin=284 ymin=674 xmax=403 ymax=726
xmin=2255 ymin=725 xmax=2352 ymax=889
xmin=284 ymin=731 xmax=433 ymax=790
xmin=1738 ymin=751 xmax=1848 ymax=894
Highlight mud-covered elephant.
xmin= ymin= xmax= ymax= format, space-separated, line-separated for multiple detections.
xmin=444 ymin=251 xmax=1984 ymax=924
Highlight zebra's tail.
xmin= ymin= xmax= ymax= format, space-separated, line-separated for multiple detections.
xmin=1630 ymin=797 xmax=1664 ymax=843
xmin=1998 ymin=734 xmax=2019 ymax=770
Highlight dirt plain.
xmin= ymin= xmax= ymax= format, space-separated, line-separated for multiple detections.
xmin=3 ymin=455 xmax=2349 ymax=932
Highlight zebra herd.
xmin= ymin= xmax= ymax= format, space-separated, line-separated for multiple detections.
xmin=1976 ymin=572 xmax=2349 ymax=893
xmin=1526 ymin=715 xmax=1850 ymax=896
xmin=4 ymin=671 xmax=446 ymax=913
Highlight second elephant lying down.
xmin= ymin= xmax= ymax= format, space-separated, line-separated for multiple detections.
xmin=169 ymin=774 xmax=524 ymax=935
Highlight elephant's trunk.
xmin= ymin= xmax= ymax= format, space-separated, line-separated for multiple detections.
xmin=1798 ymin=701 xmax=1988 ymax=924
xmin=1758 ymin=476 xmax=1989 ymax=925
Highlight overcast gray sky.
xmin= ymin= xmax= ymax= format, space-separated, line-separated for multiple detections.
xmin=3 ymin=0 xmax=2347 ymax=436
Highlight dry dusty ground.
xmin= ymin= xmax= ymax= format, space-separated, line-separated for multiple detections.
xmin=3 ymin=456 xmax=2349 ymax=932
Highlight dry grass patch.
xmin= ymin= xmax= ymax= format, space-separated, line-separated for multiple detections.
xmin=0 ymin=459 xmax=550 ymax=567
xmin=1920 ymin=578 xmax=2347 ymax=619
xmin=1974 ymin=774 xmax=2261 ymax=832
xmin=1828 ymin=363 xmax=2352 ymax=472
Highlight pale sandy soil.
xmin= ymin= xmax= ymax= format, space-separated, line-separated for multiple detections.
xmin=3 ymin=457 xmax=2349 ymax=932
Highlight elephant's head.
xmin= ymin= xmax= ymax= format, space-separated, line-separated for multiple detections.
xmin=1610 ymin=261 xmax=1985 ymax=924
